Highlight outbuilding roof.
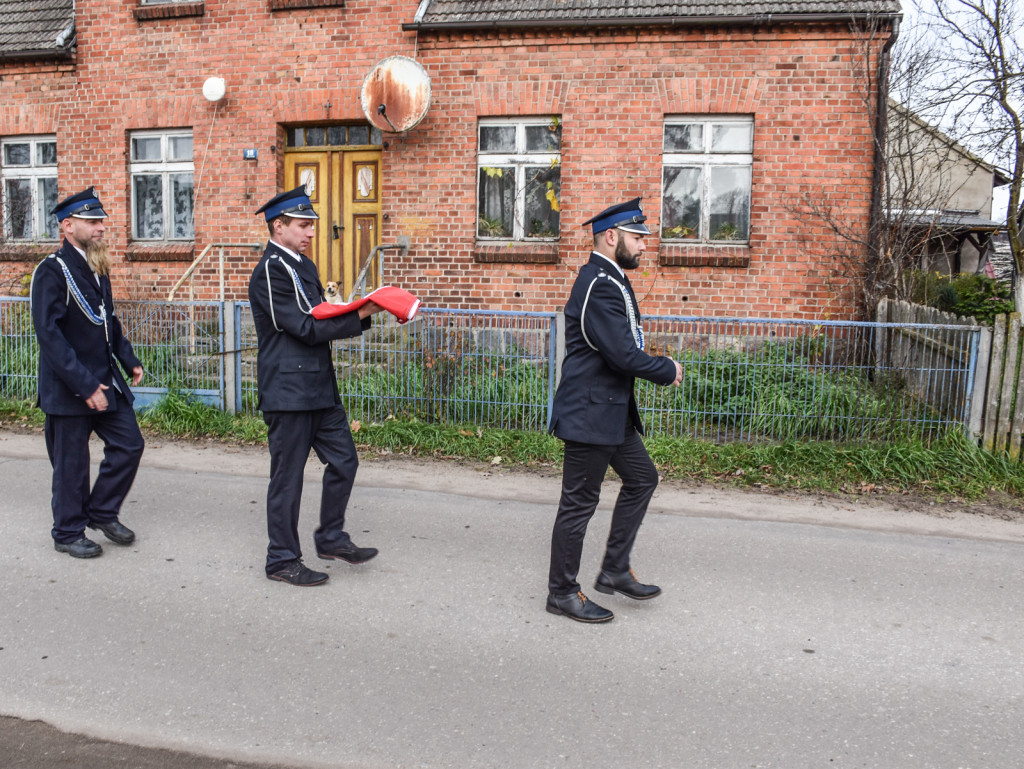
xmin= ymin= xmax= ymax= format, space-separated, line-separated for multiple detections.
xmin=410 ymin=0 xmax=902 ymax=28
xmin=0 ymin=0 xmax=75 ymax=60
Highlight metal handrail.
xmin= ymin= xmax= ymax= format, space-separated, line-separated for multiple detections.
xmin=167 ymin=242 xmax=262 ymax=302
xmin=346 ymin=240 xmax=410 ymax=302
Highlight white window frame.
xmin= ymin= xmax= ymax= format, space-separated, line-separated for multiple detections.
xmin=129 ymin=129 xmax=194 ymax=241
xmin=477 ymin=117 xmax=561 ymax=242
xmin=662 ymin=116 xmax=753 ymax=244
xmin=1 ymin=135 xmax=59 ymax=241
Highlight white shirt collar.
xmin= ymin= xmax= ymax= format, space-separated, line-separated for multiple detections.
xmin=592 ymin=251 xmax=624 ymax=278
xmin=270 ymin=240 xmax=303 ymax=263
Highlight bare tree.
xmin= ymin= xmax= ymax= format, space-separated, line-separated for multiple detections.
xmin=789 ymin=6 xmax=1020 ymax=316
xmin=907 ymin=0 xmax=1024 ymax=307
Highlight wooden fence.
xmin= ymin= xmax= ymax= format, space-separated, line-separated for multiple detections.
xmin=878 ymin=299 xmax=1024 ymax=463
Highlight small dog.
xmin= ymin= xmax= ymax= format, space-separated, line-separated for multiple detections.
xmin=324 ymin=281 xmax=343 ymax=304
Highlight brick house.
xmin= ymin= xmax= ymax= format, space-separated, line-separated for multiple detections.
xmin=1 ymin=0 xmax=900 ymax=319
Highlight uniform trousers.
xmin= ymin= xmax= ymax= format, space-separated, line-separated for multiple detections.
xmin=263 ymin=404 xmax=358 ymax=573
xmin=548 ymin=426 xmax=659 ymax=595
xmin=43 ymin=389 xmax=145 ymax=544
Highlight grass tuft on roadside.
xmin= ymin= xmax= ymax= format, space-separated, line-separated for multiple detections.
xmin=2 ymin=392 xmax=1022 ymax=504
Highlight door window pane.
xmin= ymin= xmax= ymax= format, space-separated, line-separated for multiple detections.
xmin=305 ymin=127 xmax=326 ymax=146
xmin=327 ymin=125 xmax=347 ymax=145
xmin=348 ymin=125 xmax=369 ymax=145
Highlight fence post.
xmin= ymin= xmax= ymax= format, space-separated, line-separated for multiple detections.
xmin=1009 ymin=313 xmax=1024 ymax=463
xmin=983 ymin=314 xmax=1008 ymax=452
xmin=223 ymin=300 xmax=237 ymax=414
xmin=995 ymin=312 xmax=1021 ymax=454
xmin=968 ymin=322 xmax=991 ymax=440
xmin=875 ymin=298 xmax=889 ymax=384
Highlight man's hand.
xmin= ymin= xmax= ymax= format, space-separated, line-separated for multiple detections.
xmin=670 ymin=359 xmax=683 ymax=387
xmin=86 ymin=384 xmax=109 ymax=411
xmin=357 ymin=300 xmax=386 ymax=320
xmin=131 ymin=366 xmax=144 ymax=386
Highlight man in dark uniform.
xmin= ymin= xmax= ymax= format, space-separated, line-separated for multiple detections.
xmin=248 ymin=186 xmax=384 ymax=587
xmin=30 ymin=186 xmax=145 ymax=559
xmin=546 ymin=198 xmax=682 ymax=623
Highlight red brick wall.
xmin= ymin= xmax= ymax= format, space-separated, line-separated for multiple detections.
xmin=1 ymin=1 xmax=888 ymax=319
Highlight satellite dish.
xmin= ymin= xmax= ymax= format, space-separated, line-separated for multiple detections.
xmin=361 ymin=56 xmax=431 ymax=133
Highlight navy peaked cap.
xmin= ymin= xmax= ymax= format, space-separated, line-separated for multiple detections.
xmin=581 ymin=197 xmax=650 ymax=235
xmin=51 ymin=186 xmax=108 ymax=221
xmin=255 ymin=186 xmax=319 ymax=221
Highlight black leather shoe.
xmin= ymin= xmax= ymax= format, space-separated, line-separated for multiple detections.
xmin=546 ymin=591 xmax=614 ymax=623
xmin=54 ymin=536 xmax=103 ymax=559
xmin=267 ymin=560 xmax=329 ymax=586
xmin=594 ymin=569 xmax=662 ymax=600
xmin=88 ymin=520 xmax=135 ymax=545
xmin=317 ymin=542 xmax=378 ymax=564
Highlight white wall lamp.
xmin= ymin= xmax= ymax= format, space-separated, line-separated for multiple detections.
xmin=202 ymin=76 xmax=226 ymax=103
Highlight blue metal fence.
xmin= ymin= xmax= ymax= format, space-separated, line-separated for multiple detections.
xmin=1 ymin=296 xmax=983 ymax=444
xmin=235 ymin=304 xmax=557 ymax=431
xmin=639 ymin=316 xmax=981 ymax=443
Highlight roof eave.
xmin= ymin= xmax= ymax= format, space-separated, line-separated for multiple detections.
xmin=0 ymin=47 xmax=74 ymax=62
xmin=402 ymin=12 xmax=902 ymax=33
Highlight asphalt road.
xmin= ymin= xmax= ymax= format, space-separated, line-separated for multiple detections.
xmin=1 ymin=431 xmax=1023 ymax=769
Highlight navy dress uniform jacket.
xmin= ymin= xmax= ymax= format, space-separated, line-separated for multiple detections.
xmin=550 ymin=253 xmax=677 ymax=445
xmin=247 ymin=242 xmax=369 ymax=412
xmin=30 ymin=240 xmax=141 ymax=415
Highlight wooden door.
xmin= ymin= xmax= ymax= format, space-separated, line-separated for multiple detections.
xmin=284 ymin=148 xmax=382 ymax=298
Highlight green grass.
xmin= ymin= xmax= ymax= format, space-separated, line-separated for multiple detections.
xmin=2 ymin=392 xmax=1022 ymax=505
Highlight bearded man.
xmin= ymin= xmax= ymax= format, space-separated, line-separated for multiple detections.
xmin=545 ymin=198 xmax=683 ymax=623
xmin=30 ymin=187 xmax=145 ymax=559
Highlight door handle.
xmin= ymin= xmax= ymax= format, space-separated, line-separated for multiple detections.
xmin=333 ymin=223 xmax=343 ymax=240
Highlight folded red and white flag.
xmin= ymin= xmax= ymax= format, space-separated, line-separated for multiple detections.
xmin=312 ymin=285 xmax=421 ymax=324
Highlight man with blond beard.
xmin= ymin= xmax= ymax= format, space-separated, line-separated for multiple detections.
xmin=30 ymin=187 xmax=145 ymax=559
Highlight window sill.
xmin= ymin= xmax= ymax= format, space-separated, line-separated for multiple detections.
xmin=134 ymin=2 xmax=205 ymax=21
xmin=659 ymin=243 xmax=750 ymax=268
xmin=0 ymin=242 xmax=58 ymax=262
xmin=270 ymin=0 xmax=344 ymax=10
xmin=475 ymin=242 xmax=558 ymax=264
xmin=125 ymin=242 xmax=195 ymax=262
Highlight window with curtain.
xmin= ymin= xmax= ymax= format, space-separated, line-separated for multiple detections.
xmin=477 ymin=118 xmax=561 ymax=241
xmin=1 ymin=136 xmax=59 ymax=241
xmin=130 ymin=130 xmax=194 ymax=241
xmin=662 ymin=117 xmax=753 ymax=243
